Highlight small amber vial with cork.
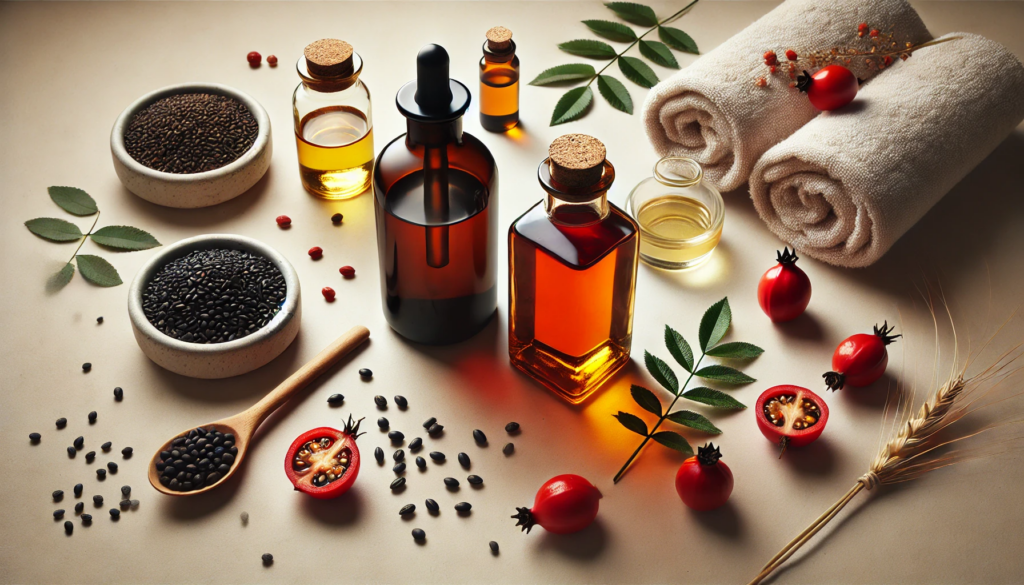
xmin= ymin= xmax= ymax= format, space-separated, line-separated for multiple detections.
xmin=479 ymin=26 xmax=519 ymax=132
xmin=293 ymin=39 xmax=374 ymax=199
xmin=509 ymin=134 xmax=640 ymax=403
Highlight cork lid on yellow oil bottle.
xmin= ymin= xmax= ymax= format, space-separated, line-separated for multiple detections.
xmin=485 ymin=27 xmax=513 ymax=52
xmin=548 ymin=134 xmax=607 ymax=188
xmin=304 ymin=39 xmax=354 ymax=78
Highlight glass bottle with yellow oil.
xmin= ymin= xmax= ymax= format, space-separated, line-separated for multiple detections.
xmin=509 ymin=134 xmax=639 ymax=404
xmin=479 ymin=26 xmax=519 ymax=132
xmin=293 ymin=39 xmax=374 ymax=199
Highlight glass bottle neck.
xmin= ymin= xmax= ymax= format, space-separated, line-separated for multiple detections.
xmin=407 ymin=118 xmax=463 ymax=147
xmin=538 ymin=159 xmax=615 ymax=226
xmin=482 ymin=40 xmax=516 ymax=63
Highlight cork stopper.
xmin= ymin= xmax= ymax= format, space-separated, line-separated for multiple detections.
xmin=548 ymin=134 xmax=607 ymax=188
xmin=486 ymin=26 xmax=513 ymax=52
xmin=304 ymin=39 xmax=354 ymax=78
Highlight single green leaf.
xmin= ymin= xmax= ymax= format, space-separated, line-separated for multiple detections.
xmin=644 ymin=351 xmax=678 ymax=394
xmin=25 ymin=218 xmax=83 ymax=242
xmin=76 ymin=255 xmax=122 ymax=287
xmin=90 ymin=226 xmax=161 ymax=251
xmin=682 ymin=387 xmax=747 ymax=410
xmin=651 ymin=431 xmax=693 ymax=455
xmin=605 ymin=2 xmax=658 ymax=27
xmin=613 ymin=411 xmax=649 ymax=436
xmin=529 ymin=63 xmax=596 ymax=86
xmin=665 ymin=325 xmax=694 ymax=373
xmin=618 ymin=56 xmax=659 ymax=88
xmin=630 ymin=385 xmax=662 ymax=416
xmin=551 ymin=86 xmax=594 ymax=125
xmin=659 ymin=26 xmax=699 ymax=54
xmin=596 ymin=75 xmax=633 ymax=114
xmin=666 ymin=410 xmax=722 ymax=434
xmin=582 ymin=19 xmax=637 ymax=42
xmin=699 ymin=297 xmax=732 ymax=351
xmin=47 ymin=263 xmax=75 ymax=292
xmin=694 ymin=364 xmax=756 ymax=384
xmin=705 ymin=341 xmax=765 ymax=359
xmin=48 ymin=186 xmax=98 ymax=216
xmin=639 ymin=40 xmax=679 ymax=68
xmin=557 ymin=39 xmax=617 ymax=60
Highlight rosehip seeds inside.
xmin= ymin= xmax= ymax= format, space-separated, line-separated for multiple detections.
xmin=308 ymin=247 xmax=323 ymax=260
xmin=275 ymin=215 xmax=291 ymax=227
xmin=267 ymin=55 xmax=278 ymax=67
xmin=247 ymin=51 xmax=261 ymax=66
xmin=322 ymin=287 xmax=336 ymax=302
xmin=339 ymin=266 xmax=355 ymax=278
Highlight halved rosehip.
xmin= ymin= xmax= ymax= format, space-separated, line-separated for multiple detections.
xmin=285 ymin=415 xmax=363 ymax=499
xmin=755 ymin=385 xmax=828 ymax=458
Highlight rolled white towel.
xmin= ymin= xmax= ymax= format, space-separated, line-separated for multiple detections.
xmin=641 ymin=0 xmax=930 ymax=192
xmin=749 ymin=33 xmax=1024 ymax=268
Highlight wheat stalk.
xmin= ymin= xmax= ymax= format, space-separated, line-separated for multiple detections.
xmin=749 ymin=298 xmax=1024 ymax=585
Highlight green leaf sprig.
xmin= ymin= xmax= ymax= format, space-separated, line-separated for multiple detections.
xmin=26 ymin=187 xmax=161 ymax=290
xmin=612 ymin=298 xmax=762 ymax=483
xmin=530 ymin=1 xmax=701 ymax=125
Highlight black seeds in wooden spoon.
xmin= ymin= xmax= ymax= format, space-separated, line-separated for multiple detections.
xmin=422 ymin=417 xmax=437 ymax=429
xmin=156 ymin=427 xmax=236 ymax=492
xmin=458 ymin=453 xmax=470 ymax=468
xmin=468 ymin=475 xmax=483 ymax=485
xmin=416 ymin=456 xmax=427 ymax=470
xmin=377 ymin=417 xmax=389 ymax=430
xmin=412 ymin=528 xmax=426 ymax=541
xmin=394 ymin=395 xmax=408 ymax=409
xmin=429 ymin=451 xmax=445 ymax=462
xmin=390 ymin=477 xmax=406 ymax=490
xmin=374 ymin=447 xmax=385 ymax=464
xmin=444 ymin=477 xmax=459 ymax=489
xmin=328 ymin=394 xmax=345 ymax=406
xmin=388 ymin=431 xmax=404 ymax=443
xmin=503 ymin=442 xmax=515 ymax=455
xmin=455 ymin=502 xmax=472 ymax=513
xmin=505 ymin=422 xmax=520 ymax=433
xmin=473 ymin=429 xmax=487 ymax=444
xmin=399 ymin=504 xmax=415 ymax=516
xmin=374 ymin=395 xmax=388 ymax=409
xmin=409 ymin=437 xmax=423 ymax=451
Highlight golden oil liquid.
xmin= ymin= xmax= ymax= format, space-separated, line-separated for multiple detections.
xmin=636 ymin=195 xmax=722 ymax=268
xmin=296 ymin=106 xmax=374 ymax=200
xmin=480 ymin=63 xmax=519 ymax=132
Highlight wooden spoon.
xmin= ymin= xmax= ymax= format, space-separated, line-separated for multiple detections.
xmin=148 ymin=326 xmax=369 ymax=496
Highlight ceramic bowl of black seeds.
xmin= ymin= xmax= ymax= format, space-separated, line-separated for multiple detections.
xmin=110 ymin=83 xmax=272 ymax=208
xmin=127 ymin=234 xmax=300 ymax=379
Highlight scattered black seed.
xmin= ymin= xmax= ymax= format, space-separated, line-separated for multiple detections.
xmin=468 ymin=475 xmax=483 ymax=485
xmin=505 ymin=422 xmax=520 ymax=433
xmin=458 ymin=453 xmax=470 ymax=468
xmin=52 ymin=490 xmax=64 ymax=501
xmin=97 ymin=316 xmax=104 ymax=324
xmin=93 ymin=495 xmax=104 ymax=506
xmin=96 ymin=469 xmax=106 ymax=479
xmin=388 ymin=431 xmax=405 ymax=443
xmin=124 ymin=93 xmax=258 ymax=174
xmin=113 ymin=387 xmax=123 ymax=401
xmin=109 ymin=508 xmax=120 ymax=519
xmin=107 ymin=462 xmax=118 ymax=473
xmin=377 ymin=417 xmax=390 ymax=430
xmin=393 ymin=462 xmax=407 ymax=474
xmin=29 ymin=432 xmax=41 ymax=443
xmin=359 ymin=368 xmax=373 ymax=379
xmin=473 ymin=429 xmax=487 ymax=444
xmin=122 ymin=447 xmax=133 ymax=458
xmin=390 ymin=477 xmax=406 ymax=490
xmin=88 ymin=411 xmax=97 ymax=423
xmin=67 ymin=447 xmax=76 ymax=458
xmin=120 ymin=499 xmax=131 ymax=510
xmin=374 ymin=395 xmax=387 ymax=409
xmin=73 ymin=484 xmax=83 ymax=497
xmin=331 ymin=213 xmax=344 ymax=224
xmin=489 ymin=541 xmax=499 ymax=554
xmin=82 ymin=363 xmax=92 ymax=372
xmin=412 ymin=528 xmax=426 ymax=541
xmin=156 ymin=427 xmax=236 ymax=493
xmin=74 ymin=436 xmax=85 ymax=450
xmin=101 ymin=442 xmax=112 ymax=451
xmin=131 ymin=500 xmax=140 ymax=509
xmin=455 ymin=502 xmax=472 ymax=513
xmin=503 ymin=442 xmax=515 ymax=456
xmin=81 ymin=513 xmax=92 ymax=524
xmin=444 ymin=477 xmax=460 ymax=488
xmin=262 ymin=553 xmax=274 ymax=566
xmin=428 ymin=423 xmax=444 ymax=435
xmin=56 ymin=418 xmax=67 ymax=429
xmin=142 ymin=249 xmax=286 ymax=344
xmin=425 ymin=498 xmax=439 ymax=513
xmin=394 ymin=449 xmax=405 ymax=462
xmin=121 ymin=486 xmax=131 ymax=498
xmin=394 ymin=395 xmax=408 ymax=409
xmin=85 ymin=451 xmax=96 ymax=463
xmin=64 ymin=520 xmax=73 ymax=534
xmin=409 ymin=437 xmax=423 ymax=451
xmin=429 ymin=451 xmax=445 ymax=462
xmin=374 ymin=447 xmax=385 ymax=464
xmin=399 ymin=504 xmax=416 ymax=516
xmin=54 ymin=509 xmax=65 ymax=519
xmin=416 ymin=456 xmax=427 ymax=470
xmin=422 ymin=417 xmax=437 ymax=429
xmin=75 ymin=502 xmax=84 ymax=514
xmin=327 ymin=394 xmax=345 ymax=406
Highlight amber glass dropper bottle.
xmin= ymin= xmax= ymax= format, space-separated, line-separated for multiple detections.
xmin=479 ymin=26 xmax=519 ymax=132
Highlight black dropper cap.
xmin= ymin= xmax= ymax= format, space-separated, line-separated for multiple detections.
xmin=396 ymin=44 xmax=470 ymax=123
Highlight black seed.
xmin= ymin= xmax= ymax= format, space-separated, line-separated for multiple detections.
xmin=121 ymin=486 xmax=131 ymax=497
xmin=422 ymin=417 xmax=437 ymax=429
xmin=56 ymin=418 xmax=67 ymax=429
xmin=359 ymin=368 xmax=373 ymax=379
xmin=399 ymin=504 xmax=416 ymax=516
xmin=374 ymin=447 xmax=385 ymax=464
xmin=75 ymin=502 xmax=84 ymax=514
xmin=468 ymin=475 xmax=483 ymax=485
xmin=88 ymin=411 xmax=97 ymax=423
xmin=67 ymin=446 xmax=76 ymax=457
xmin=54 ymin=509 xmax=65 ymax=519
xmin=415 ymin=456 xmax=427 ymax=469
xmin=458 ymin=453 xmax=470 ymax=468
xmin=489 ymin=541 xmax=499 ymax=554
xmin=377 ymin=417 xmax=390 ymax=430
xmin=374 ymin=395 xmax=387 ymax=409
xmin=503 ymin=442 xmax=515 ymax=455
xmin=262 ymin=553 xmax=273 ymax=566
xmin=53 ymin=490 xmax=64 ymax=501
xmin=74 ymin=436 xmax=84 ymax=450
xmin=81 ymin=513 xmax=92 ymax=524
xmin=113 ymin=387 xmax=123 ymax=401
xmin=388 ymin=431 xmax=404 ymax=443
xmin=101 ymin=442 xmax=112 ymax=451
xmin=97 ymin=316 xmax=104 ymax=324
xmin=429 ymin=451 xmax=445 ymax=462
xmin=64 ymin=520 xmax=73 ymax=534
xmin=331 ymin=213 xmax=344 ymax=224
xmin=93 ymin=495 xmax=103 ymax=506
xmin=393 ymin=462 xmax=407 ymax=474
xmin=444 ymin=477 xmax=459 ymax=488
xmin=412 ymin=528 xmax=426 ymax=541
xmin=473 ymin=429 xmax=487 ymax=444
xmin=394 ymin=395 xmax=408 ymax=408
xmin=505 ymin=422 xmax=520 ymax=433
xmin=29 ymin=432 xmax=41 ymax=443
xmin=393 ymin=449 xmax=405 ymax=462
xmin=107 ymin=462 xmax=118 ymax=473
xmin=96 ymin=468 xmax=106 ymax=479
xmin=455 ymin=502 xmax=472 ymax=513
xmin=428 ymin=423 xmax=444 ymax=435
xmin=85 ymin=451 xmax=96 ymax=462
xmin=73 ymin=484 xmax=83 ymax=497
xmin=120 ymin=499 xmax=131 ymax=510
xmin=390 ymin=477 xmax=406 ymax=490
xmin=409 ymin=437 xmax=423 ymax=451
xmin=82 ymin=363 xmax=92 ymax=372
xmin=122 ymin=447 xmax=133 ymax=458
xmin=109 ymin=508 xmax=120 ymax=519
xmin=327 ymin=393 xmax=345 ymax=406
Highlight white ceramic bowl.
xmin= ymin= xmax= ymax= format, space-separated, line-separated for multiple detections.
xmin=128 ymin=234 xmax=300 ymax=379
xmin=110 ymin=83 xmax=272 ymax=208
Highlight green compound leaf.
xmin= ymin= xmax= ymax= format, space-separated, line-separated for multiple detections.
xmin=694 ymin=365 xmax=756 ymax=385
xmin=699 ymin=297 xmax=732 ymax=352
xmin=605 ymin=2 xmax=658 ymax=27
xmin=557 ymin=39 xmax=617 ymax=59
xmin=529 ymin=63 xmax=596 ymax=86
xmin=583 ymin=19 xmax=637 ymax=42
xmin=76 ymin=255 xmax=122 ymax=287
xmin=48 ymin=186 xmax=98 ymax=216
xmin=614 ymin=411 xmax=649 ymax=436
xmin=651 ymin=431 xmax=693 ymax=455
xmin=25 ymin=218 xmax=83 ymax=242
xmin=90 ymin=226 xmax=161 ymax=251
xmin=665 ymin=325 xmax=694 ymax=373
xmin=618 ymin=56 xmax=659 ymax=88
xmin=659 ymin=26 xmax=699 ymax=54
xmin=596 ymin=74 xmax=633 ymax=114
xmin=630 ymin=385 xmax=662 ymax=417
xmin=47 ymin=263 xmax=75 ymax=292
xmin=666 ymin=410 xmax=722 ymax=434
xmin=550 ymin=86 xmax=594 ymax=125
xmin=644 ymin=350 xmax=679 ymax=394
xmin=681 ymin=387 xmax=747 ymax=410
xmin=639 ymin=40 xmax=679 ymax=68
xmin=706 ymin=341 xmax=765 ymax=359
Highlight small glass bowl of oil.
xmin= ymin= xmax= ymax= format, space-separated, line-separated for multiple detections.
xmin=625 ymin=157 xmax=724 ymax=270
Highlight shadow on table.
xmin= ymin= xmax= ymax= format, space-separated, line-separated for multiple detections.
xmin=532 ymin=518 xmax=609 ymax=561
xmin=301 ymin=485 xmax=365 ymax=526
xmin=691 ymin=500 xmax=744 ymax=540
xmin=779 ymin=435 xmax=840 ymax=477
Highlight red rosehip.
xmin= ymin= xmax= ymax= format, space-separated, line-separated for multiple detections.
xmin=785 ymin=49 xmax=798 ymax=61
xmin=858 ymin=23 xmax=869 ymax=33
xmin=308 ymin=247 xmax=324 ymax=260
xmin=321 ymin=287 xmax=336 ymax=301
xmin=275 ymin=215 xmax=292 ymax=228
xmin=267 ymin=55 xmax=278 ymax=67
xmin=763 ymin=50 xmax=778 ymax=66
xmin=870 ymin=29 xmax=879 ymax=38
xmin=339 ymin=266 xmax=356 ymax=278
xmin=247 ymin=51 xmax=261 ymax=67
xmin=796 ymin=65 xmax=858 ymax=111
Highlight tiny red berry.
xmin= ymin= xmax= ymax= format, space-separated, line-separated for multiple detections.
xmin=321 ymin=287 xmax=336 ymax=301
xmin=769 ymin=65 xmax=777 ymax=74
xmin=785 ymin=49 xmax=798 ymax=61
xmin=763 ymin=50 xmax=777 ymax=66
xmin=339 ymin=266 xmax=356 ymax=278
xmin=883 ymin=55 xmax=893 ymax=67
xmin=870 ymin=29 xmax=879 ymax=38
xmin=308 ymin=247 xmax=324 ymax=260
xmin=858 ymin=22 xmax=868 ymax=33
xmin=275 ymin=215 xmax=292 ymax=228
xmin=247 ymin=51 xmax=261 ymax=67
xmin=267 ymin=55 xmax=278 ymax=67
xmin=755 ymin=77 xmax=768 ymax=87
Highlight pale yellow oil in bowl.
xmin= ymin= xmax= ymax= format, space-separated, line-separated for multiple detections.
xmin=636 ymin=195 xmax=722 ymax=268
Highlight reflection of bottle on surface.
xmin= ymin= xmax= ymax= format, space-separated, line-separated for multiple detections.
xmin=374 ymin=44 xmax=498 ymax=345
xmin=509 ymin=134 xmax=639 ymax=404
xmin=293 ymin=39 xmax=374 ymax=200
xmin=479 ymin=26 xmax=519 ymax=133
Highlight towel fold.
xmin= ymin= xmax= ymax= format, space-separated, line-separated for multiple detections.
xmin=641 ymin=0 xmax=931 ymax=192
xmin=749 ymin=33 xmax=1024 ymax=268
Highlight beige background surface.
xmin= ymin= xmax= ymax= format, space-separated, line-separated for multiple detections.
xmin=2 ymin=1 xmax=1024 ymax=583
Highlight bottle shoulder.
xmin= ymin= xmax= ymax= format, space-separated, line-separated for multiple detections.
xmin=511 ymin=201 xmax=637 ymax=269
